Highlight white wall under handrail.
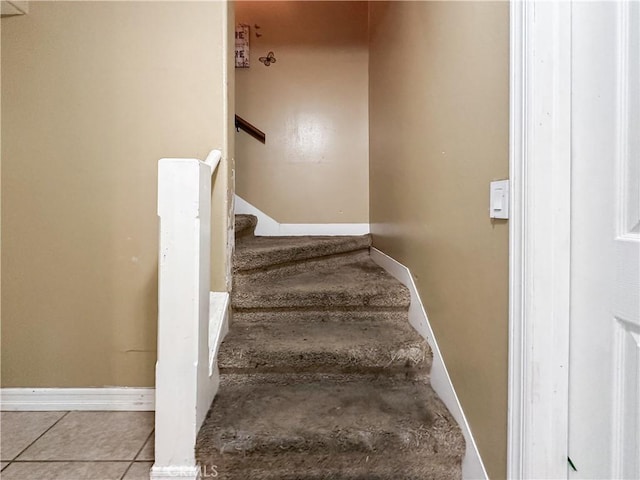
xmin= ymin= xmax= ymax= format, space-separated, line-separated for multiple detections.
xmin=152 ymin=149 xmax=229 ymax=480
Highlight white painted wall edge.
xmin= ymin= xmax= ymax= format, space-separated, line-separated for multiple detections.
xmin=235 ymin=195 xmax=370 ymax=236
xmin=0 ymin=388 xmax=155 ymax=411
xmin=370 ymin=248 xmax=489 ymax=480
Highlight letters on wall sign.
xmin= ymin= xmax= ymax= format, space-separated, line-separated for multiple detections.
xmin=235 ymin=24 xmax=250 ymax=68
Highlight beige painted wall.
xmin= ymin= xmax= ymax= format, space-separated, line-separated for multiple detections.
xmin=1 ymin=16 xmax=3 ymax=363
xmin=1 ymin=1 xmax=231 ymax=387
xmin=368 ymin=2 xmax=510 ymax=478
xmin=235 ymin=1 xmax=369 ymax=224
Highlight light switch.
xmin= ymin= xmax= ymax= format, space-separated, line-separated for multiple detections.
xmin=490 ymin=180 xmax=509 ymax=219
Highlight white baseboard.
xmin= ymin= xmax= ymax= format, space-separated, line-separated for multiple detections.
xmin=235 ymin=195 xmax=369 ymax=236
xmin=370 ymin=248 xmax=488 ymax=480
xmin=209 ymin=291 xmax=230 ymax=377
xmin=0 ymin=387 xmax=155 ymax=411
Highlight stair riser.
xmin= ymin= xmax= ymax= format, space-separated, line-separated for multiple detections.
xmin=235 ymin=214 xmax=258 ymax=240
xmin=199 ymin=455 xmax=463 ymax=480
xmin=218 ymin=322 xmax=432 ymax=374
xmin=219 ymin=366 xmax=432 ymax=377
xmin=202 ymin=436 xmax=463 ymax=461
xmin=199 ymin=423 xmax=465 ymax=461
xmin=217 ymin=372 xmax=432 ymax=386
xmin=236 ymin=227 xmax=256 ymax=240
xmin=234 ymin=249 xmax=370 ymax=281
xmin=218 ymin=352 xmax=432 ymax=376
xmin=231 ymin=309 xmax=410 ymax=325
xmin=232 ymin=293 xmax=410 ymax=310
xmin=199 ymin=470 xmax=461 ymax=480
xmin=234 ymin=236 xmax=371 ymax=273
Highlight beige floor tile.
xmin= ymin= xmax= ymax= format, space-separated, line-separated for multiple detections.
xmin=18 ymin=411 xmax=154 ymax=461
xmin=0 ymin=412 xmax=66 ymax=460
xmin=0 ymin=461 xmax=129 ymax=479
xmin=135 ymin=434 xmax=154 ymax=461
xmin=123 ymin=462 xmax=152 ymax=480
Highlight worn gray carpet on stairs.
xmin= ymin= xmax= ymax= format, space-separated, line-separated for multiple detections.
xmin=195 ymin=214 xmax=464 ymax=479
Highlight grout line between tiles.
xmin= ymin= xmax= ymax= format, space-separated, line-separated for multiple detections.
xmin=8 ymin=411 xmax=71 ymax=465
xmin=120 ymin=462 xmax=134 ymax=479
xmin=1 ymin=411 xmax=70 ymax=473
xmin=120 ymin=428 xmax=154 ymax=480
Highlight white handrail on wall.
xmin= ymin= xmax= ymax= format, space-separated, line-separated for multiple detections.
xmin=203 ymin=149 xmax=222 ymax=173
xmin=152 ymin=150 xmax=229 ymax=480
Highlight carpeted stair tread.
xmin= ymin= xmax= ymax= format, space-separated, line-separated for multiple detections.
xmin=233 ymin=258 xmax=411 ymax=310
xmin=234 ymin=234 xmax=371 ymax=273
xmin=235 ymin=214 xmax=257 ymax=239
xmin=196 ymin=376 xmax=464 ymax=460
xmin=218 ymin=320 xmax=431 ymax=374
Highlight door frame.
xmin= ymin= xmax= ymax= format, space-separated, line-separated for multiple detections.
xmin=508 ymin=1 xmax=573 ymax=478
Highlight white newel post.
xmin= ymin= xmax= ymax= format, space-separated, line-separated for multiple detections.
xmin=152 ymin=151 xmax=227 ymax=480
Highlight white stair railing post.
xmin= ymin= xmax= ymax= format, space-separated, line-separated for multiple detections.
xmin=152 ymin=151 xmax=223 ymax=480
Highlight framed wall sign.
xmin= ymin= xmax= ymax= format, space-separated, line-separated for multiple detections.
xmin=235 ymin=24 xmax=250 ymax=68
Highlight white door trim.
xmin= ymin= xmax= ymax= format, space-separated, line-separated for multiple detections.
xmin=508 ymin=1 xmax=572 ymax=478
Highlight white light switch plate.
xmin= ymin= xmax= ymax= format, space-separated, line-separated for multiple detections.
xmin=489 ymin=180 xmax=509 ymax=219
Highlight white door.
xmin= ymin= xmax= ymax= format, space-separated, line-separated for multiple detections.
xmin=569 ymin=2 xmax=640 ymax=478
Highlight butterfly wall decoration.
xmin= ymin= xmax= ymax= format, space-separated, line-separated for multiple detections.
xmin=259 ymin=51 xmax=276 ymax=67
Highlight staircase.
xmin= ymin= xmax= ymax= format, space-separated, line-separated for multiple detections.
xmin=195 ymin=214 xmax=465 ymax=479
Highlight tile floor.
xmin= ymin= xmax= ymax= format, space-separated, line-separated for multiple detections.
xmin=0 ymin=411 xmax=154 ymax=480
